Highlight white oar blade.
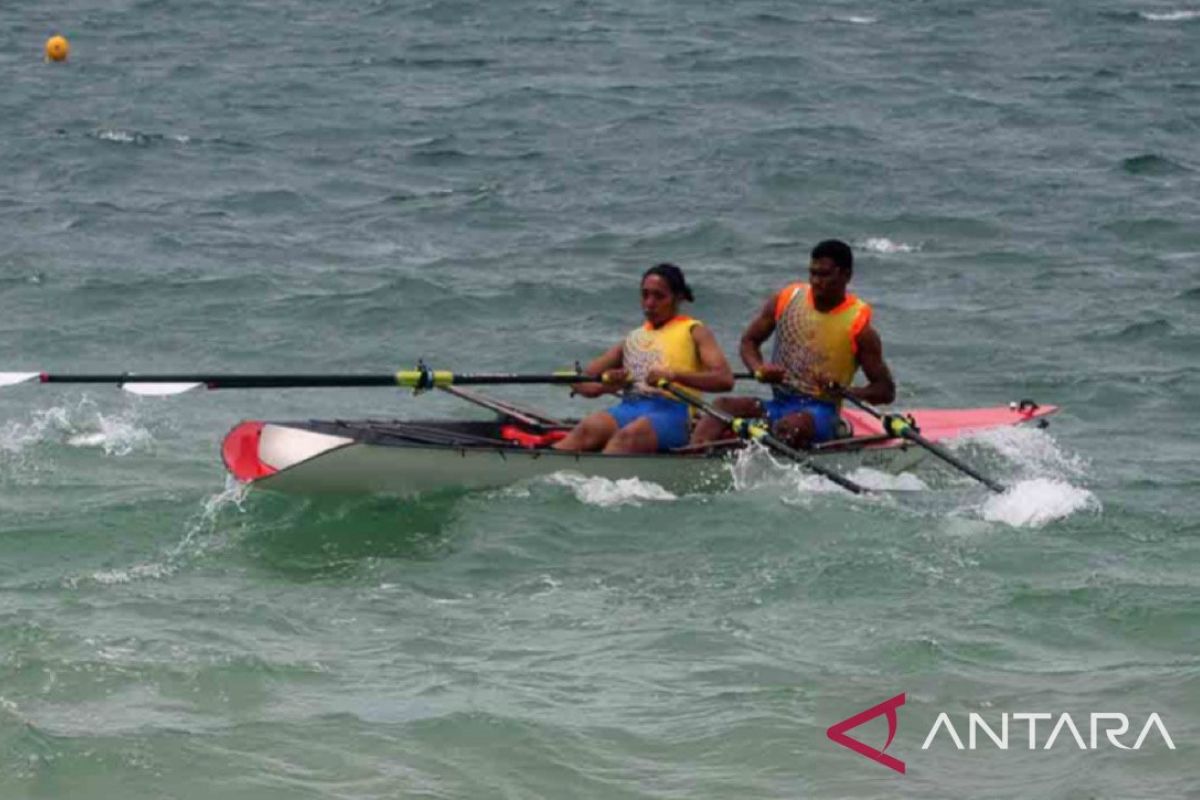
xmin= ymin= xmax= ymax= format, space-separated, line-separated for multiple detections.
xmin=121 ymin=382 xmax=205 ymax=396
xmin=0 ymin=372 xmax=41 ymax=387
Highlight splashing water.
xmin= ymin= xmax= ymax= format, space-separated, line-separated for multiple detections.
xmin=545 ymin=472 xmax=677 ymax=507
xmin=979 ymin=478 xmax=1100 ymax=528
xmin=953 ymin=425 xmax=1099 ymax=527
xmin=172 ymin=475 xmax=251 ymax=556
xmin=960 ymin=424 xmax=1088 ymax=479
xmin=1 ymin=399 xmax=154 ymax=458
xmin=67 ymin=478 xmax=250 ymax=588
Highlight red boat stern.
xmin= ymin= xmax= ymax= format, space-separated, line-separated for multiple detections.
xmin=221 ymin=421 xmax=278 ymax=482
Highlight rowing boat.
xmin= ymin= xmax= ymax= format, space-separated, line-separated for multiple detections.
xmin=222 ymin=402 xmax=1057 ymax=496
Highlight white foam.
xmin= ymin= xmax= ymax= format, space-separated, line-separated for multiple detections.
xmin=89 ymin=562 xmax=176 ymax=585
xmin=96 ymin=129 xmax=136 ymax=143
xmin=861 ymin=237 xmax=918 ymax=254
xmin=980 ymin=478 xmax=1099 ymax=528
xmin=846 ymin=467 xmax=929 ymax=492
xmin=545 ymin=472 xmax=676 ymax=507
xmin=1140 ymin=9 xmax=1200 ymax=21
xmin=836 ymin=14 xmax=878 ymax=24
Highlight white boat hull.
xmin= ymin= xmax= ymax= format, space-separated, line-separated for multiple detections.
xmin=223 ymin=403 xmax=1057 ymax=497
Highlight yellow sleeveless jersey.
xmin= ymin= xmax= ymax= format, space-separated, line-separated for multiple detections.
xmin=771 ymin=283 xmax=871 ymax=404
xmin=622 ymin=315 xmax=703 ymax=399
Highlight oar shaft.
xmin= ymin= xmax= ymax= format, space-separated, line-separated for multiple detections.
xmin=29 ymin=371 xmax=597 ymax=390
xmin=901 ymin=430 xmax=1006 ymax=493
xmin=39 ymin=374 xmax=401 ymax=388
xmin=834 ymin=385 xmax=1006 ymax=494
xmin=656 ymin=382 xmax=864 ymax=494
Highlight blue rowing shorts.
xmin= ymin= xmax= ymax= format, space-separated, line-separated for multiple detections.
xmin=761 ymin=394 xmax=842 ymax=443
xmin=605 ymin=395 xmax=691 ymax=450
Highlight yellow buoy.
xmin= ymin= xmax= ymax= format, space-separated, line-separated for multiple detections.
xmin=45 ymin=35 xmax=70 ymax=62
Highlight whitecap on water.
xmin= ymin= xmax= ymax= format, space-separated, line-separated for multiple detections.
xmin=860 ymin=236 xmax=918 ymax=254
xmin=544 ymin=472 xmax=676 ymax=507
xmin=1139 ymin=9 xmax=1200 ymax=21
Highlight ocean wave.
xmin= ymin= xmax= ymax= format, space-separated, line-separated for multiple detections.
xmin=832 ymin=14 xmax=878 ymax=24
xmin=1121 ymin=154 xmax=1190 ymax=175
xmin=544 ymin=472 xmax=677 ymax=507
xmin=1101 ymin=318 xmax=1174 ymax=342
xmin=1139 ymin=9 xmax=1200 ymax=21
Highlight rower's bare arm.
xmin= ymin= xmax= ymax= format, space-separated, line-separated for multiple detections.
xmin=848 ymin=324 xmax=896 ymax=405
xmin=740 ymin=296 xmax=783 ymax=381
xmin=572 ymin=343 xmax=624 ymax=398
xmin=671 ymin=324 xmax=734 ymax=393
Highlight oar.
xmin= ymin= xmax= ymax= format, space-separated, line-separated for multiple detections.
xmin=655 ymin=380 xmax=866 ymax=495
xmin=0 ymin=368 xmax=596 ymax=396
xmin=830 ymin=384 xmax=1006 ymax=493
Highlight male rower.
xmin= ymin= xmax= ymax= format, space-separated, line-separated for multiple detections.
xmin=691 ymin=239 xmax=895 ymax=448
xmin=554 ymin=264 xmax=734 ymax=454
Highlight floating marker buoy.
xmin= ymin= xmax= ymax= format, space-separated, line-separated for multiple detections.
xmin=45 ymin=35 xmax=70 ymax=62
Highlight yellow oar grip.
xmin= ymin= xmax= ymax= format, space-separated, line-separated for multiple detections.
xmin=394 ymin=370 xmax=454 ymax=388
xmin=732 ymin=417 xmax=767 ymax=441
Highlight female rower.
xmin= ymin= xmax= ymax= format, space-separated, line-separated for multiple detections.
xmin=553 ymin=264 xmax=734 ymax=454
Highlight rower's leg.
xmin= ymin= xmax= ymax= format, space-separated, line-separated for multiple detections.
xmin=602 ymin=417 xmax=659 ymax=455
xmin=774 ymin=411 xmax=818 ymax=449
xmin=690 ymin=397 xmax=763 ymax=445
xmin=552 ymin=411 xmax=618 ymax=452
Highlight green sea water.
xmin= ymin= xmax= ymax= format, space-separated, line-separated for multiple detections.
xmin=2 ymin=0 xmax=1199 ymax=797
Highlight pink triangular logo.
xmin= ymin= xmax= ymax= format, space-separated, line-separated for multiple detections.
xmin=826 ymin=693 xmax=906 ymax=774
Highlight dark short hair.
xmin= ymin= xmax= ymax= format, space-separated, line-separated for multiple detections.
xmin=811 ymin=239 xmax=853 ymax=276
xmin=642 ymin=263 xmax=695 ymax=302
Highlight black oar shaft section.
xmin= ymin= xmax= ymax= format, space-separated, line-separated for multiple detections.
xmin=40 ymin=374 xmax=401 ymax=388
xmin=656 ymin=381 xmax=865 ymax=495
xmin=31 ymin=371 xmax=598 ymax=390
xmin=903 ymin=430 xmax=1006 ymax=494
